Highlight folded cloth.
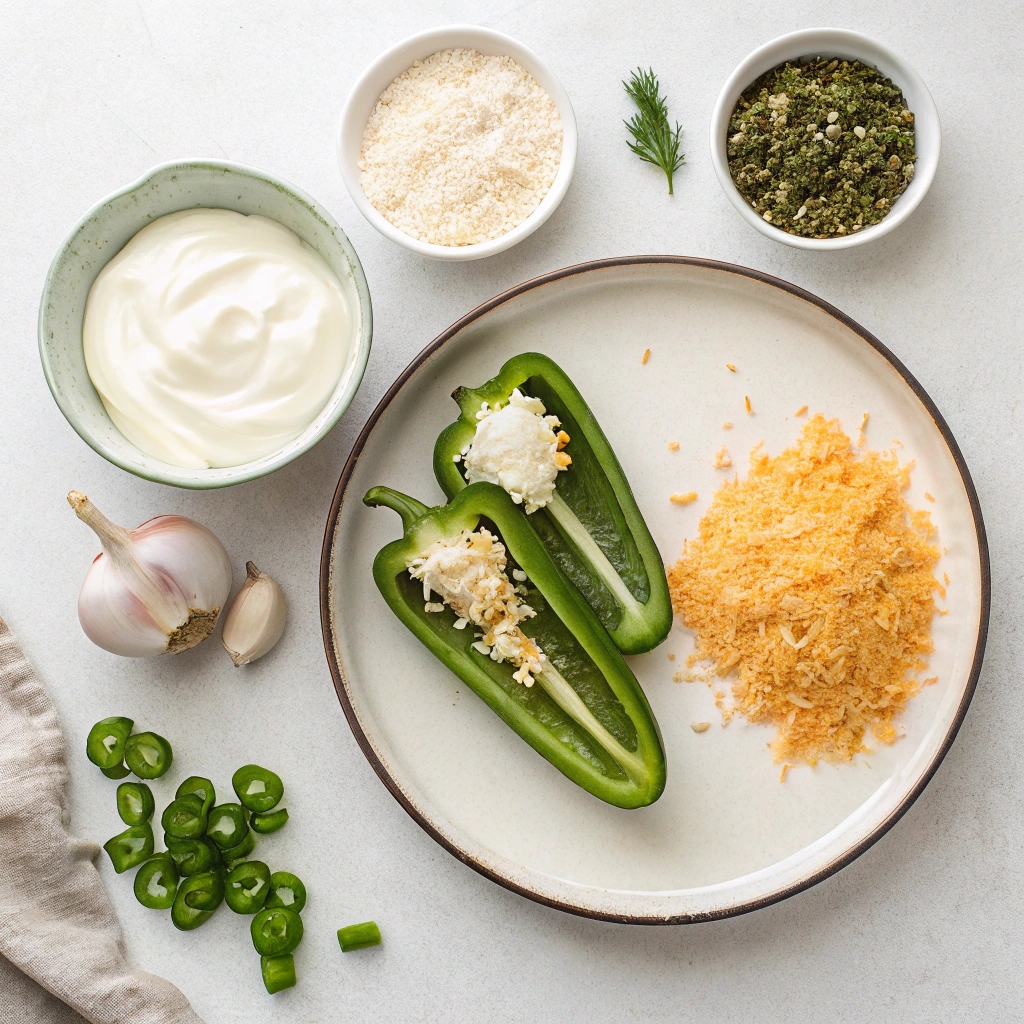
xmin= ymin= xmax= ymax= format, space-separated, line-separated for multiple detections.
xmin=0 ymin=615 xmax=204 ymax=1024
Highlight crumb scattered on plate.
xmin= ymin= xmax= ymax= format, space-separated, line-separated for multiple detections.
xmin=713 ymin=446 xmax=732 ymax=469
xmin=795 ymin=405 xmax=808 ymax=417
xmin=668 ymin=441 xmax=680 ymax=451
xmin=745 ymin=396 xmax=753 ymax=414
xmin=641 ymin=348 xmax=651 ymax=365
xmin=670 ymin=491 xmax=698 ymax=505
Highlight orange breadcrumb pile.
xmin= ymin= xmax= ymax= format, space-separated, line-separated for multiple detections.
xmin=667 ymin=415 xmax=941 ymax=765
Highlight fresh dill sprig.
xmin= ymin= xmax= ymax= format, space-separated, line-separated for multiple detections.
xmin=623 ymin=68 xmax=685 ymax=194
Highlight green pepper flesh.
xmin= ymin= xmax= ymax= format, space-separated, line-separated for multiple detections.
xmin=231 ymin=765 xmax=284 ymax=813
xmin=225 ymin=860 xmax=271 ymax=914
xmin=124 ymin=732 xmax=173 ymax=779
xmin=337 ymin=921 xmax=381 ymax=952
xmin=161 ymin=794 xmax=208 ymax=839
xmin=250 ymin=808 xmax=289 ymax=834
xmin=432 ymin=353 xmax=672 ymax=655
xmin=133 ymin=854 xmax=179 ymax=910
xmin=364 ymin=482 xmax=665 ymax=808
xmin=165 ymin=836 xmax=219 ymax=877
xmin=86 ymin=717 xmax=134 ymax=771
xmin=116 ymin=782 xmax=155 ymax=826
xmin=261 ymin=954 xmax=296 ymax=994
xmin=172 ymin=871 xmax=224 ymax=930
xmin=251 ymin=906 xmax=303 ymax=956
xmin=206 ymin=802 xmax=249 ymax=850
xmin=175 ymin=776 xmax=216 ymax=816
xmin=103 ymin=823 xmax=154 ymax=874
xmin=265 ymin=871 xmax=306 ymax=913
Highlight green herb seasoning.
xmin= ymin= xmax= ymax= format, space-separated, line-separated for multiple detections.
xmin=727 ymin=58 xmax=915 ymax=238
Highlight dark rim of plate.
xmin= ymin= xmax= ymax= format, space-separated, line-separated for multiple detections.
xmin=319 ymin=255 xmax=991 ymax=926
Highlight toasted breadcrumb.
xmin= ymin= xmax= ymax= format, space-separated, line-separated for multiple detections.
xmin=642 ymin=348 xmax=651 ymax=365
xmin=745 ymin=396 xmax=753 ymax=415
xmin=671 ymin=491 xmax=698 ymax=505
xmin=795 ymin=405 xmax=808 ymax=417
xmin=779 ymin=764 xmax=790 ymax=782
xmin=667 ymin=415 xmax=940 ymax=766
xmin=726 ymin=363 xmax=737 ymax=372
xmin=723 ymin=421 xmax=733 ymax=430
xmin=667 ymin=653 xmax=676 ymax=661
xmin=668 ymin=441 xmax=680 ymax=451
xmin=714 ymin=446 xmax=732 ymax=469
xmin=925 ymin=492 xmax=935 ymax=503
xmin=856 ymin=412 xmax=869 ymax=447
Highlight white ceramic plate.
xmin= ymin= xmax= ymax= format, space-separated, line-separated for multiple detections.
xmin=321 ymin=258 xmax=988 ymax=923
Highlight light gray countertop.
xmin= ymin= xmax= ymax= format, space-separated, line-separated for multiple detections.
xmin=1 ymin=1 xmax=1021 ymax=1020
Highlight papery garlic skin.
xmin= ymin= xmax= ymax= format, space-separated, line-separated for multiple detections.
xmin=221 ymin=561 xmax=287 ymax=666
xmin=69 ymin=492 xmax=233 ymax=657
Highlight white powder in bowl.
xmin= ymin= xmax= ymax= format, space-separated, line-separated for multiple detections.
xmin=358 ymin=48 xmax=563 ymax=247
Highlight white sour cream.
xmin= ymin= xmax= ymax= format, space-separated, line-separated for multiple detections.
xmin=83 ymin=209 xmax=353 ymax=469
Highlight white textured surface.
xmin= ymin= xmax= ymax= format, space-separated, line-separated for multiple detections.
xmin=0 ymin=1 xmax=1019 ymax=1021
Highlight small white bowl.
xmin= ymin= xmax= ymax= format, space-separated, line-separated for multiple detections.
xmin=337 ymin=25 xmax=577 ymax=261
xmin=709 ymin=28 xmax=940 ymax=250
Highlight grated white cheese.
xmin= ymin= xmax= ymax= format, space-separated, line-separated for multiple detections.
xmin=407 ymin=527 xmax=546 ymax=686
xmin=359 ymin=48 xmax=563 ymax=246
xmin=463 ymin=389 xmax=570 ymax=512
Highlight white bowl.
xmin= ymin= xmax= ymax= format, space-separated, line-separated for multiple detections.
xmin=709 ymin=29 xmax=940 ymax=251
xmin=337 ymin=25 xmax=577 ymax=261
xmin=39 ymin=160 xmax=372 ymax=489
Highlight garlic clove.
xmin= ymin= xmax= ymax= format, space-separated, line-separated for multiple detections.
xmin=69 ymin=491 xmax=233 ymax=657
xmin=221 ymin=561 xmax=287 ymax=666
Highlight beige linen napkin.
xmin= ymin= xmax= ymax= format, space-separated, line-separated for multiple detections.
xmin=0 ymin=615 xmax=204 ymax=1024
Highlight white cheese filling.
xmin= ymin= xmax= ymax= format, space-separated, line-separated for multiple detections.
xmin=407 ymin=527 xmax=545 ymax=686
xmin=460 ymin=389 xmax=570 ymax=513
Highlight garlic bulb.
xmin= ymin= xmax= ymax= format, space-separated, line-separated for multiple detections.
xmin=221 ymin=561 xmax=287 ymax=666
xmin=68 ymin=491 xmax=233 ymax=657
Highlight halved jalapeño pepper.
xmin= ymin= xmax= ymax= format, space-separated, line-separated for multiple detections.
xmin=433 ymin=352 xmax=672 ymax=655
xmin=364 ymin=482 xmax=665 ymax=808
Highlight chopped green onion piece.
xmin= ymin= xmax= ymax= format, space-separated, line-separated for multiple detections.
xmin=103 ymin=823 xmax=154 ymax=874
xmin=265 ymin=872 xmax=306 ymax=914
xmin=86 ymin=717 xmax=133 ymax=770
xmin=337 ymin=921 xmax=381 ymax=952
xmin=161 ymin=794 xmax=208 ymax=839
xmin=251 ymin=906 xmax=303 ymax=956
xmin=172 ymin=871 xmax=224 ymax=930
xmin=175 ymin=776 xmax=216 ymax=816
xmin=231 ymin=765 xmax=284 ymax=813
xmin=164 ymin=836 xmax=219 ymax=876
xmin=116 ymin=782 xmax=155 ymax=826
xmin=221 ymin=831 xmax=256 ymax=871
xmin=250 ymin=808 xmax=288 ymax=834
xmin=124 ymin=732 xmax=172 ymax=780
xmin=206 ymin=802 xmax=249 ymax=850
xmin=101 ymin=763 xmax=132 ymax=780
xmin=260 ymin=953 xmax=296 ymax=994
xmin=225 ymin=860 xmax=271 ymax=914
xmin=133 ymin=854 xmax=178 ymax=909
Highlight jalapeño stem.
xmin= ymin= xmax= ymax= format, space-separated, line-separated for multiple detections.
xmin=547 ymin=492 xmax=644 ymax=620
xmin=363 ymin=487 xmax=430 ymax=530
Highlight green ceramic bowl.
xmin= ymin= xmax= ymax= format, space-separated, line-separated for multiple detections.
xmin=38 ymin=159 xmax=372 ymax=489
